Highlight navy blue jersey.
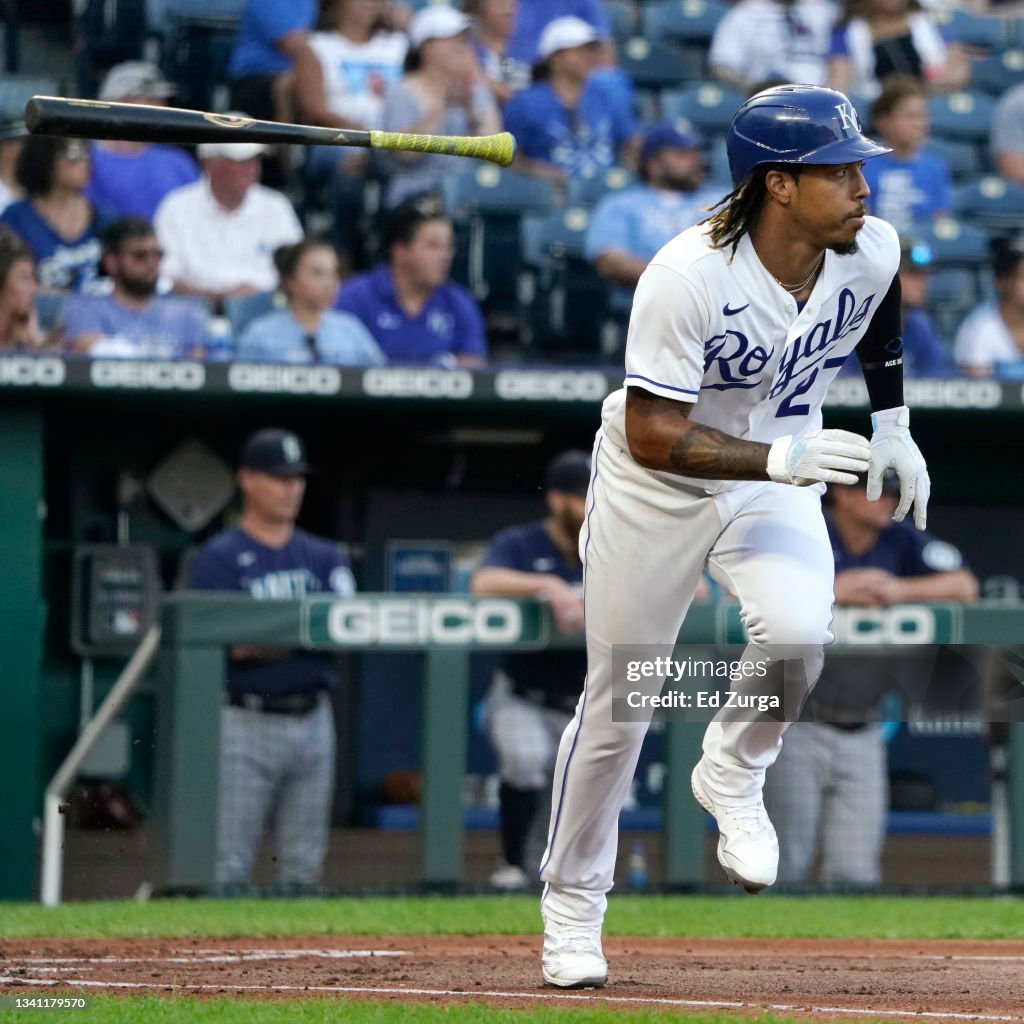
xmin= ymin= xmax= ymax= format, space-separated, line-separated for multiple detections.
xmin=190 ymin=526 xmax=355 ymax=697
xmin=827 ymin=515 xmax=965 ymax=576
xmin=481 ymin=520 xmax=586 ymax=713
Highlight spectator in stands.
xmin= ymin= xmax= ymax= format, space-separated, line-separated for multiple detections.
xmin=0 ymin=115 xmax=28 ymax=215
xmin=585 ymin=120 xmax=721 ymax=321
xmin=154 ymin=140 xmax=304 ymax=312
xmin=471 ymin=450 xmax=591 ymax=890
xmin=466 ymin=0 xmax=532 ymax=105
xmin=827 ymin=0 xmax=968 ymax=99
xmin=60 ymin=217 xmax=210 ymax=359
xmin=954 ymin=235 xmax=1024 ymax=378
xmin=0 ymin=136 xmax=114 ymax=292
xmin=237 ymin=238 xmax=385 ymax=364
xmin=227 ymin=0 xmax=320 ymax=124
xmin=335 ymin=194 xmax=487 ymax=365
xmin=379 ymin=6 xmax=502 ymax=208
xmin=0 ymin=227 xmax=47 ymax=352
xmin=764 ymin=473 xmax=977 ymax=887
xmin=505 ymin=0 xmax=609 ymax=66
xmin=504 ymin=17 xmax=639 ymax=188
xmin=85 ymin=61 xmax=201 ymax=221
xmin=709 ymin=0 xmax=837 ymax=94
xmin=894 ymin=236 xmax=950 ymax=377
xmin=991 ymin=82 xmax=1024 ymax=187
xmin=861 ymin=75 xmax=951 ymax=234
xmin=190 ymin=427 xmax=356 ymax=894
xmin=295 ymin=0 xmax=408 ymax=266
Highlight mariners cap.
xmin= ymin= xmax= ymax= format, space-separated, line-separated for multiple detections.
xmin=99 ymin=61 xmax=176 ymax=102
xmin=239 ymin=429 xmax=313 ymax=477
xmin=537 ymin=16 xmax=601 ymax=60
xmin=408 ymin=5 xmax=471 ymax=48
xmin=545 ymin=450 xmax=591 ymax=497
xmin=641 ymin=120 xmax=702 ymax=161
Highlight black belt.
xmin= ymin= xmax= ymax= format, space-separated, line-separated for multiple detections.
xmin=227 ymin=691 xmax=322 ymax=716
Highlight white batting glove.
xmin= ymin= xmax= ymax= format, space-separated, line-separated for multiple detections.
xmin=867 ymin=405 xmax=930 ymax=530
xmin=767 ymin=429 xmax=871 ymax=487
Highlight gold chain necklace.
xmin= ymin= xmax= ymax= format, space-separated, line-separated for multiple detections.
xmin=772 ymin=252 xmax=825 ymax=295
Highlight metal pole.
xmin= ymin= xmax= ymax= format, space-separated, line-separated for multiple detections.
xmin=41 ymin=625 xmax=161 ymax=906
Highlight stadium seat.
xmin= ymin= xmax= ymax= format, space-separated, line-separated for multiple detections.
xmin=927 ymin=91 xmax=998 ymax=145
xmin=603 ymin=0 xmax=638 ymax=41
xmin=969 ymin=48 xmax=1024 ymax=96
xmin=443 ymin=167 xmax=557 ymax=332
xmin=0 ymin=75 xmax=60 ymax=116
xmin=162 ymin=1 xmax=245 ymax=111
xmin=223 ymin=289 xmax=283 ymax=340
xmin=617 ymin=37 xmax=704 ymax=93
xmin=659 ymin=83 xmax=747 ymax=137
xmin=921 ymin=138 xmax=983 ymax=184
xmin=34 ymin=292 xmax=63 ymax=333
xmin=911 ymin=217 xmax=992 ymax=269
xmin=565 ymin=166 xmax=636 ymax=208
xmin=954 ymin=175 xmax=1024 ymax=234
xmin=641 ymin=0 xmax=730 ymax=47
xmin=520 ymin=208 xmax=619 ymax=360
xmin=932 ymin=7 xmax=1009 ymax=52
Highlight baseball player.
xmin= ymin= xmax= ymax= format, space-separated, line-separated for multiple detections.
xmin=539 ymin=84 xmax=930 ymax=988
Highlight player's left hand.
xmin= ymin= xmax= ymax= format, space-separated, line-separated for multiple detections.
xmin=867 ymin=405 xmax=930 ymax=530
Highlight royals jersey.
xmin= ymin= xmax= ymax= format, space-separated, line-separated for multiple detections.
xmin=602 ymin=216 xmax=900 ymax=493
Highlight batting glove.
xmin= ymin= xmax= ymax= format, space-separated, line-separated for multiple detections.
xmin=867 ymin=405 xmax=930 ymax=530
xmin=767 ymin=429 xmax=871 ymax=487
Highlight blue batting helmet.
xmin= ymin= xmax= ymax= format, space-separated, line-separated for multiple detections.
xmin=726 ymin=84 xmax=891 ymax=186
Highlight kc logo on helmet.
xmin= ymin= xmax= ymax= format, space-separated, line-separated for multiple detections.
xmin=834 ymin=102 xmax=860 ymax=133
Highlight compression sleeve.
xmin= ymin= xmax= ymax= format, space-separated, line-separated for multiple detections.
xmin=854 ymin=273 xmax=904 ymax=412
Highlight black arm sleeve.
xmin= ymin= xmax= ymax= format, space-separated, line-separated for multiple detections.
xmin=854 ymin=273 xmax=904 ymax=412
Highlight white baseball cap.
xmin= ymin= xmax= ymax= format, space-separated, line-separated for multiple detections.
xmin=99 ymin=60 xmax=175 ymax=102
xmin=197 ymin=141 xmax=267 ymax=161
xmin=409 ymin=4 xmax=471 ymax=48
xmin=537 ymin=16 xmax=601 ymax=60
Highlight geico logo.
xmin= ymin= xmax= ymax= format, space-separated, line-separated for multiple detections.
xmin=495 ymin=371 xmax=609 ymax=401
xmin=90 ymin=361 xmax=205 ymax=389
xmin=228 ymin=363 xmax=341 ymax=394
xmin=833 ymin=605 xmax=936 ymax=645
xmin=905 ymin=379 xmax=1001 ymax=409
xmin=0 ymin=357 xmax=66 ymax=386
xmin=362 ymin=368 xmax=473 ymax=398
xmin=327 ymin=599 xmax=522 ymax=644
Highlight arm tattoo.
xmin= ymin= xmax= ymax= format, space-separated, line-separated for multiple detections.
xmin=669 ymin=422 xmax=770 ymax=480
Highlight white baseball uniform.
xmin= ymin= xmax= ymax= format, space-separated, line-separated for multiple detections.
xmin=539 ymin=216 xmax=900 ymax=926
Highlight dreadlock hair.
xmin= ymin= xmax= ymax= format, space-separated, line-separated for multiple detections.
xmin=700 ymin=163 xmax=803 ymax=257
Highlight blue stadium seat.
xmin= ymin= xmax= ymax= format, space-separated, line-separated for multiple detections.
xmin=565 ymin=165 xmax=636 ymax=208
xmin=921 ymin=138 xmax=983 ymax=184
xmin=34 ymin=292 xmax=63 ymax=332
xmin=659 ymin=83 xmax=747 ymax=137
xmin=954 ymin=175 xmax=1024 ymax=233
xmin=162 ymin=1 xmax=244 ymax=111
xmin=910 ymin=217 xmax=991 ymax=269
xmin=932 ymin=7 xmax=1009 ymax=51
xmin=641 ymin=0 xmax=730 ymax=47
xmin=617 ymin=36 xmax=704 ymax=92
xmin=0 ymin=75 xmax=60 ymax=116
xmin=443 ymin=165 xmax=557 ymax=217
xmin=603 ymin=0 xmax=638 ymax=41
xmin=520 ymin=208 xmax=619 ymax=359
xmin=223 ymin=289 xmax=283 ymax=339
xmin=969 ymin=48 xmax=1024 ymax=96
xmin=927 ymin=91 xmax=997 ymax=145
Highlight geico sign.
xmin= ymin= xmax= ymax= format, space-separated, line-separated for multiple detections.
xmin=833 ymin=605 xmax=936 ymax=645
xmin=362 ymin=368 xmax=473 ymax=398
xmin=0 ymin=356 xmax=65 ymax=386
xmin=495 ymin=370 xmax=609 ymax=401
xmin=327 ymin=599 xmax=522 ymax=645
xmin=90 ymin=360 xmax=205 ymax=389
xmin=228 ymin=363 xmax=341 ymax=394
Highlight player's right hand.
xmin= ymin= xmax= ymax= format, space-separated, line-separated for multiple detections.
xmin=766 ymin=429 xmax=871 ymax=487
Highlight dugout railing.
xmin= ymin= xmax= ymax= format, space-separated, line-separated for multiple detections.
xmin=135 ymin=593 xmax=1024 ymax=898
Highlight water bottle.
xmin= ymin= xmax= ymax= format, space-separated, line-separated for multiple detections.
xmin=627 ymin=840 xmax=649 ymax=891
xmin=205 ymin=316 xmax=234 ymax=363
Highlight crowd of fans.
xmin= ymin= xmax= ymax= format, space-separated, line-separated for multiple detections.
xmin=1 ymin=0 xmax=1023 ymax=376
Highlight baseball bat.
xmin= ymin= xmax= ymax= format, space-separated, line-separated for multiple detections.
xmin=24 ymin=95 xmax=517 ymax=168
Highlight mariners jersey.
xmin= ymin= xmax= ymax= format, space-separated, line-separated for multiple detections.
xmin=602 ymin=216 xmax=900 ymax=493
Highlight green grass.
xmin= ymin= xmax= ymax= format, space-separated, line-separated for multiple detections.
xmin=0 ymin=998 xmax=893 ymax=1024
xmin=1 ymin=895 xmax=1021 ymax=941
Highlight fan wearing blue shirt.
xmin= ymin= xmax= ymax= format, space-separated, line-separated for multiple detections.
xmin=190 ymin=428 xmax=356 ymax=891
xmin=764 ymin=474 xmax=978 ymax=887
xmin=238 ymin=238 xmax=385 ymax=365
xmin=861 ymin=76 xmax=952 ymax=235
xmin=335 ymin=195 xmax=487 ymax=366
xmin=504 ymin=16 xmax=639 ymax=186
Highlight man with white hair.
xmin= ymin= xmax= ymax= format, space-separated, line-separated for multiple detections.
xmin=153 ymin=139 xmax=303 ymax=310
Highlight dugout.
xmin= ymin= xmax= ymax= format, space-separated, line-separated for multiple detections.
xmin=4 ymin=360 xmax=1024 ymax=900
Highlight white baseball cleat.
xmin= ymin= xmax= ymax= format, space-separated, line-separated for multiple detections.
xmin=541 ymin=916 xmax=608 ymax=988
xmin=489 ymin=863 xmax=530 ymax=891
xmin=691 ymin=759 xmax=778 ymax=893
